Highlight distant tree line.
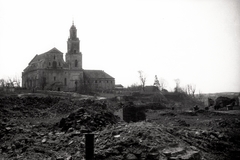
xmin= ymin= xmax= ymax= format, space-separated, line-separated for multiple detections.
xmin=127 ymin=71 xmax=197 ymax=98
xmin=0 ymin=77 xmax=21 ymax=88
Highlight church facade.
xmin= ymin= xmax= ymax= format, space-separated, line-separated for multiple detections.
xmin=22 ymin=24 xmax=115 ymax=92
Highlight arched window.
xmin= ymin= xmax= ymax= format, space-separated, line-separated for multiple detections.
xmin=52 ymin=61 xmax=57 ymax=68
xmin=75 ymin=60 xmax=78 ymax=67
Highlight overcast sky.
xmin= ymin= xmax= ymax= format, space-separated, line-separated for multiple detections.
xmin=0 ymin=0 xmax=239 ymax=93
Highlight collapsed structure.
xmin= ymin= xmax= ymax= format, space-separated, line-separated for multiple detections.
xmin=22 ymin=23 xmax=115 ymax=92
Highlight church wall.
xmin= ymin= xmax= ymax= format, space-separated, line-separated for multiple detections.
xmin=66 ymin=70 xmax=84 ymax=91
xmin=85 ymin=78 xmax=115 ymax=91
xmin=23 ymin=68 xmax=85 ymax=92
xmin=22 ymin=70 xmax=39 ymax=89
xmin=22 ymin=24 xmax=115 ymax=92
xmin=45 ymin=69 xmax=64 ymax=89
xmin=65 ymin=53 xmax=82 ymax=70
xmin=45 ymin=53 xmax=65 ymax=69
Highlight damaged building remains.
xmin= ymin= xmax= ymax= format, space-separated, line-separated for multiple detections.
xmin=22 ymin=23 xmax=115 ymax=92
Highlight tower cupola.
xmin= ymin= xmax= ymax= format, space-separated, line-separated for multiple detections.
xmin=70 ymin=22 xmax=77 ymax=39
xmin=66 ymin=22 xmax=82 ymax=69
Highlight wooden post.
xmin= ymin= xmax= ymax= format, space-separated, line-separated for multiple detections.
xmin=85 ymin=134 xmax=94 ymax=160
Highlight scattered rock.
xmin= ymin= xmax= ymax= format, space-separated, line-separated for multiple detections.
xmin=125 ymin=153 xmax=138 ymax=160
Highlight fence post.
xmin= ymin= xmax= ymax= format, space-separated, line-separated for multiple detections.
xmin=85 ymin=133 xmax=95 ymax=160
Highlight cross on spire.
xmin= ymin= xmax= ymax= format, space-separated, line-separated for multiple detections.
xmin=72 ymin=17 xmax=74 ymax=26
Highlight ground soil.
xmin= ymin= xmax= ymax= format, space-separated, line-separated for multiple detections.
xmin=0 ymin=92 xmax=239 ymax=160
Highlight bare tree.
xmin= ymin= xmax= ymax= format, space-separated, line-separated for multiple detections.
xmin=128 ymin=83 xmax=141 ymax=91
xmin=154 ymin=76 xmax=167 ymax=91
xmin=191 ymin=84 xmax=196 ymax=97
xmin=187 ymin=84 xmax=191 ymax=95
xmin=7 ymin=77 xmax=14 ymax=87
xmin=182 ymin=85 xmax=188 ymax=94
xmin=159 ymin=78 xmax=167 ymax=91
xmin=0 ymin=79 xmax=5 ymax=87
xmin=0 ymin=77 xmax=21 ymax=88
xmin=138 ymin=70 xmax=146 ymax=91
xmin=187 ymin=84 xmax=196 ymax=97
xmin=153 ymin=75 xmax=160 ymax=90
xmin=13 ymin=76 xmax=21 ymax=87
xmin=174 ymin=79 xmax=181 ymax=92
xmin=196 ymin=90 xmax=204 ymax=102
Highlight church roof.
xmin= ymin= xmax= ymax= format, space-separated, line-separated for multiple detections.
xmin=43 ymin=47 xmax=63 ymax=55
xmin=29 ymin=47 xmax=63 ymax=65
xmin=83 ymin=70 xmax=114 ymax=79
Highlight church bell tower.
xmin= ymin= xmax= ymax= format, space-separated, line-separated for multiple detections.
xmin=66 ymin=22 xmax=82 ymax=69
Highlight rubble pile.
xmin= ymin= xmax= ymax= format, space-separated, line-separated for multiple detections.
xmin=0 ymin=97 xmax=60 ymax=108
xmin=58 ymin=100 xmax=119 ymax=132
xmin=0 ymin=97 xmax=61 ymax=118
xmin=173 ymin=127 xmax=240 ymax=159
xmin=223 ymin=118 xmax=240 ymax=128
xmin=0 ymin=95 xmax=240 ymax=159
xmin=94 ymin=122 xmax=202 ymax=160
xmin=0 ymin=119 xmax=86 ymax=160
xmin=48 ymin=99 xmax=79 ymax=114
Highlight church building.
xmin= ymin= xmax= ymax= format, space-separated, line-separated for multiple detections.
xmin=22 ymin=23 xmax=115 ymax=92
